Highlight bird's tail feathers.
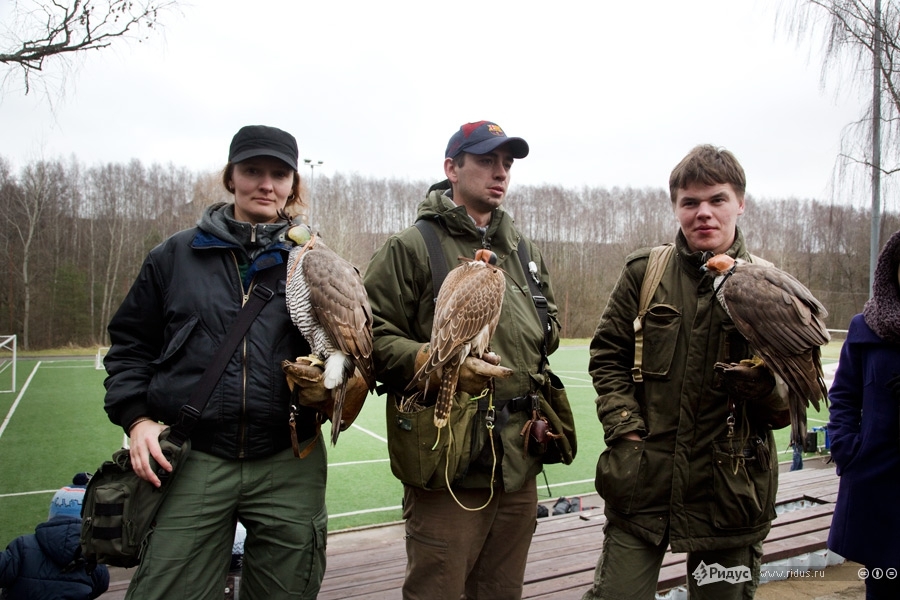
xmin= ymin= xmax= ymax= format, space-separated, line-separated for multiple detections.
xmin=790 ymin=399 xmax=809 ymax=449
xmin=330 ymin=381 xmax=345 ymax=446
xmin=433 ymin=369 xmax=459 ymax=429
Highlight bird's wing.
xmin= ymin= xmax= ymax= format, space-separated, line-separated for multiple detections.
xmin=302 ymin=244 xmax=376 ymax=390
xmin=722 ymin=264 xmax=830 ymax=357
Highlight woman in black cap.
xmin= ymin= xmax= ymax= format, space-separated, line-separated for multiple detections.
xmin=103 ymin=125 xmax=334 ymax=599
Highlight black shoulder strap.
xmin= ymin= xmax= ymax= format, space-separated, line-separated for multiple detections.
xmin=168 ymin=265 xmax=281 ymax=447
xmin=415 ymin=220 xmax=448 ymax=302
xmin=516 ymin=238 xmax=550 ymax=372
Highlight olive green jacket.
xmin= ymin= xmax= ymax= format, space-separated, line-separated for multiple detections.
xmin=364 ymin=183 xmax=561 ymax=492
xmin=589 ymin=228 xmax=778 ymax=552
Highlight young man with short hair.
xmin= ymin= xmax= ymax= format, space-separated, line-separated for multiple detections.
xmin=583 ymin=145 xmax=790 ymax=600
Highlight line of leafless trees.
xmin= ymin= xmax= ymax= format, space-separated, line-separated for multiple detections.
xmin=1 ymin=155 xmax=897 ymax=350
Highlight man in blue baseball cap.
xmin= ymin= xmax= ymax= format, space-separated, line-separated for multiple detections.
xmin=440 ymin=121 xmax=529 ymax=229
xmin=365 ymin=121 xmax=573 ymax=599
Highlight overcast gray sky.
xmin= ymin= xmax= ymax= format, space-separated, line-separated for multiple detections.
xmin=0 ymin=0 xmax=872 ymax=204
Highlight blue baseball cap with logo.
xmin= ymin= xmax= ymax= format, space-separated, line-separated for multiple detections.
xmin=445 ymin=121 xmax=529 ymax=160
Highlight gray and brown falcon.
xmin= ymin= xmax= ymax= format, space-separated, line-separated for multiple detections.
xmin=283 ymin=221 xmax=375 ymax=444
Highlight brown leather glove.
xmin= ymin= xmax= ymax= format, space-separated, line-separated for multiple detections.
xmin=282 ymin=357 xmax=330 ymax=408
xmin=458 ymin=354 xmax=513 ymax=395
xmin=413 ymin=343 xmax=512 ymax=395
xmin=282 ymin=357 xmax=369 ymax=428
xmin=716 ymin=359 xmax=775 ymax=400
xmin=715 ymin=358 xmax=790 ymax=429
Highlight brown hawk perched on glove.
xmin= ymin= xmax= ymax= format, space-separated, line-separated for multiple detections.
xmin=283 ymin=220 xmax=375 ymax=445
xmin=703 ymin=254 xmax=830 ymax=445
xmin=406 ymin=249 xmax=507 ymax=428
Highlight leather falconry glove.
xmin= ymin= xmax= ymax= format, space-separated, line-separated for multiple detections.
xmin=413 ymin=343 xmax=512 ymax=396
xmin=282 ymin=357 xmax=369 ymax=428
xmin=283 ymin=357 xmax=330 ymax=407
xmin=715 ymin=358 xmax=791 ymax=430
xmin=458 ymin=354 xmax=513 ymax=395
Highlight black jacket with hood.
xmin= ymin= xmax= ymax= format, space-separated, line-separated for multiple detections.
xmin=103 ymin=203 xmax=316 ymax=459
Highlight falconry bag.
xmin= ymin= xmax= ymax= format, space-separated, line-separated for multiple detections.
xmin=80 ymin=266 xmax=281 ymax=567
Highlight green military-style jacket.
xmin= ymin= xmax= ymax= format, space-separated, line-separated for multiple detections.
xmin=589 ymin=227 xmax=778 ymax=552
xmin=364 ymin=183 xmax=561 ymax=492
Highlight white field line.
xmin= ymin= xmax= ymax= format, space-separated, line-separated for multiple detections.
xmin=329 ymin=458 xmax=390 ymax=467
xmin=36 ymin=358 xmax=95 ymax=369
xmin=541 ymin=478 xmax=594 ymax=488
xmin=329 ymin=505 xmax=402 ymax=518
xmin=0 ymin=489 xmax=57 ymax=498
xmin=0 ymin=362 xmax=41 ymax=441
xmin=349 ymin=422 xmax=387 ymax=443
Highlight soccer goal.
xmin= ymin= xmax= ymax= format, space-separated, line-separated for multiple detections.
xmin=0 ymin=335 xmax=16 ymax=394
xmin=95 ymin=346 xmax=109 ymax=371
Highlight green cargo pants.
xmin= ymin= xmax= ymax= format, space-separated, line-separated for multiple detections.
xmin=125 ymin=442 xmax=327 ymax=600
xmin=581 ymin=522 xmax=761 ymax=600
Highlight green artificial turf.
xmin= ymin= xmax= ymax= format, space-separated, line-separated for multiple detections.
xmin=0 ymin=340 xmax=843 ymax=545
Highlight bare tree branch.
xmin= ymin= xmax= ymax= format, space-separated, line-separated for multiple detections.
xmin=0 ymin=0 xmax=175 ymax=94
xmin=779 ymin=1 xmax=900 ymax=207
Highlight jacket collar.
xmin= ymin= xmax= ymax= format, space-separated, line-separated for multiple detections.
xmin=675 ymin=227 xmax=748 ymax=277
xmin=416 ymin=181 xmax=520 ymax=252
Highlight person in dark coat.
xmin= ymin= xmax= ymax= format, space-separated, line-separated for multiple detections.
xmin=0 ymin=516 xmax=109 ymax=599
xmin=827 ymin=228 xmax=900 ymax=600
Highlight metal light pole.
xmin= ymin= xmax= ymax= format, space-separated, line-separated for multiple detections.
xmin=870 ymin=0 xmax=883 ymax=297
xmin=304 ymin=158 xmax=324 ymax=224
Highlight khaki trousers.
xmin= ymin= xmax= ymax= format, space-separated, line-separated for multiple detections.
xmin=401 ymin=477 xmax=538 ymax=600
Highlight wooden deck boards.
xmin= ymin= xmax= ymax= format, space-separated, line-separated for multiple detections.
xmin=319 ymin=464 xmax=840 ymax=600
xmin=98 ymin=462 xmax=839 ymax=599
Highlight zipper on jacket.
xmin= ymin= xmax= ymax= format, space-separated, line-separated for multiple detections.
xmin=230 ymin=251 xmax=250 ymax=459
xmin=250 ymin=224 xmax=258 ymax=244
xmin=476 ymin=225 xmax=491 ymax=250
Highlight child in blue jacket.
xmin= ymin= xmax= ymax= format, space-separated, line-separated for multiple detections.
xmin=0 ymin=474 xmax=109 ymax=599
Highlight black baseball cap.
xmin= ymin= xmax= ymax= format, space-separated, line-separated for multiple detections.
xmin=445 ymin=121 xmax=529 ymax=159
xmin=228 ymin=125 xmax=299 ymax=171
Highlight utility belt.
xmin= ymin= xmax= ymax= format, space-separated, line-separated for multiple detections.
xmin=476 ymin=395 xmax=535 ymax=414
